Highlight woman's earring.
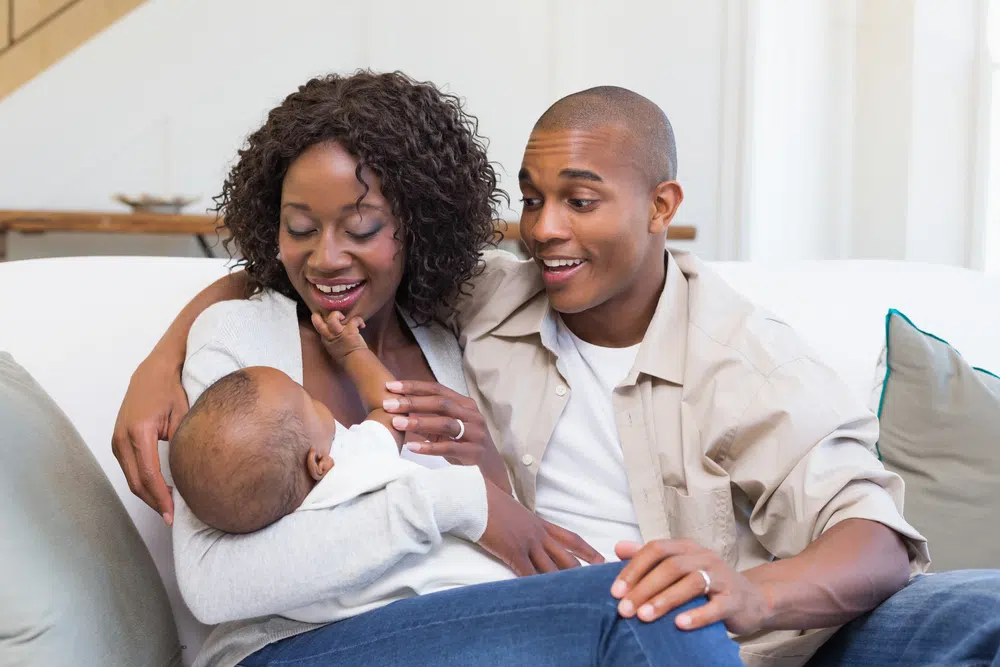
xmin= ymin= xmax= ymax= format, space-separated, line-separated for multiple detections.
xmin=276 ymin=250 xmax=282 ymax=261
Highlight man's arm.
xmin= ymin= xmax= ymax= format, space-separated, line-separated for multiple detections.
xmin=149 ymin=272 xmax=249 ymax=369
xmin=111 ymin=271 xmax=248 ymax=521
xmin=744 ymin=518 xmax=910 ymax=631
xmin=720 ymin=358 xmax=926 ymax=631
xmin=611 ymin=357 xmax=926 ymax=633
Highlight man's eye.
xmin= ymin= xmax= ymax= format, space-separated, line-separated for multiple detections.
xmin=569 ymin=199 xmax=596 ymax=208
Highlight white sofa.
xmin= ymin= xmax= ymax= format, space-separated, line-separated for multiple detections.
xmin=2 ymin=254 xmax=999 ymax=666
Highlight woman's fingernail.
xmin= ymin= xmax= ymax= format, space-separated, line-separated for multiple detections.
xmin=676 ymin=613 xmax=692 ymax=628
xmin=611 ymin=580 xmax=627 ymax=598
xmin=404 ymin=443 xmax=425 ymax=453
xmin=392 ymin=416 xmax=409 ymax=430
xmin=162 ymin=513 xmax=173 ymax=526
xmin=383 ymin=399 xmax=400 ymax=411
xmin=385 ymin=381 xmax=403 ymax=392
xmin=618 ymin=600 xmax=634 ymax=616
xmin=638 ymin=604 xmax=655 ymax=621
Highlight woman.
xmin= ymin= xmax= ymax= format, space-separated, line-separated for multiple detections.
xmin=114 ymin=70 xmax=741 ymax=666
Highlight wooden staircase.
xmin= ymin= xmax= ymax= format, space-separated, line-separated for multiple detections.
xmin=0 ymin=0 xmax=145 ymax=99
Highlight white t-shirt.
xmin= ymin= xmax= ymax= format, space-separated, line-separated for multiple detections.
xmin=533 ymin=317 xmax=644 ymax=561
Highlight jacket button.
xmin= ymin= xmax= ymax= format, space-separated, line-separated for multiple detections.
xmin=556 ymin=385 xmax=567 ymax=396
xmin=521 ymin=454 xmax=534 ymax=466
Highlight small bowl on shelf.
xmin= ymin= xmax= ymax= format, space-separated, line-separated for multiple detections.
xmin=113 ymin=194 xmax=199 ymax=215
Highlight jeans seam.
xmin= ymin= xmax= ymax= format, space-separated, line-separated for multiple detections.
xmin=262 ymin=602 xmax=615 ymax=666
xmin=623 ymin=618 xmax=656 ymax=667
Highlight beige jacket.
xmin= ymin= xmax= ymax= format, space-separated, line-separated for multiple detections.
xmin=450 ymin=248 xmax=930 ymax=667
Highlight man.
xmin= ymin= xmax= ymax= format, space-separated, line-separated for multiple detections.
xmin=389 ymin=86 xmax=1000 ymax=666
xmin=116 ymin=86 xmax=1000 ymax=666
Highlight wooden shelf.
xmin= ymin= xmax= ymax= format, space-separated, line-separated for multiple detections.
xmin=0 ymin=209 xmax=223 ymax=259
xmin=496 ymin=220 xmax=696 ymax=244
xmin=0 ymin=209 xmax=696 ymax=260
xmin=0 ymin=209 xmax=221 ymax=235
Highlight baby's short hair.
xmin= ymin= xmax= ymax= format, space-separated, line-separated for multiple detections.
xmin=170 ymin=369 xmax=312 ymax=533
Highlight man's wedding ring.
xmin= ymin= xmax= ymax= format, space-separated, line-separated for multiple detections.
xmin=451 ymin=419 xmax=465 ymax=441
xmin=697 ymin=569 xmax=712 ymax=596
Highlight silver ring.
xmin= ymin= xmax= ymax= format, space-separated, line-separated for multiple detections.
xmin=451 ymin=419 xmax=465 ymax=441
xmin=696 ymin=569 xmax=711 ymax=596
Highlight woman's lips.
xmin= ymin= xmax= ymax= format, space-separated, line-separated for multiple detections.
xmin=310 ymin=280 xmax=366 ymax=312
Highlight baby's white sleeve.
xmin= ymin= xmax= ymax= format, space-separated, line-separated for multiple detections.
xmin=297 ymin=421 xmax=417 ymax=512
xmin=331 ymin=420 xmax=401 ymax=462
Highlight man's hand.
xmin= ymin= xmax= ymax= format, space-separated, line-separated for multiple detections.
xmin=611 ymin=539 xmax=771 ymax=635
xmin=312 ymin=311 xmax=368 ymax=362
xmin=477 ymin=481 xmax=605 ymax=576
xmin=111 ymin=358 xmax=188 ymax=523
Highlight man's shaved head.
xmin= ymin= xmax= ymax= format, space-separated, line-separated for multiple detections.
xmin=533 ymin=86 xmax=677 ymax=187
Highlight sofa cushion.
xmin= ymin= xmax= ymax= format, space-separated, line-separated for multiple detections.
xmin=0 ymin=352 xmax=181 ymax=667
xmin=875 ymin=310 xmax=1000 ymax=572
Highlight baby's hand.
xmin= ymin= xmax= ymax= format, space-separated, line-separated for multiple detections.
xmin=312 ymin=311 xmax=368 ymax=362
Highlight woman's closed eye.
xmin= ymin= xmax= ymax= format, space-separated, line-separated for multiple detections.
xmin=286 ymin=222 xmax=317 ymax=237
xmin=346 ymin=224 xmax=382 ymax=241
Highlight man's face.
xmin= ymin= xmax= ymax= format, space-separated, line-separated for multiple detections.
xmin=518 ymin=126 xmax=661 ymax=315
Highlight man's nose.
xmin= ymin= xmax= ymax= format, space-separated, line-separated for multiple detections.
xmin=527 ymin=202 xmax=571 ymax=245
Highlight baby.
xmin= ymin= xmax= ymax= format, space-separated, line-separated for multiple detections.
xmin=169 ymin=310 xmax=515 ymax=624
xmin=169 ymin=312 xmax=404 ymax=534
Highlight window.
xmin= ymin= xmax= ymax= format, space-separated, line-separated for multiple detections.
xmin=985 ymin=0 xmax=1000 ymax=272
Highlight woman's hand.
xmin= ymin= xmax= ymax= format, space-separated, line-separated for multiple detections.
xmin=478 ymin=481 xmax=605 ymax=575
xmin=611 ymin=539 xmax=772 ymax=635
xmin=111 ymin=358 xmax=188 ymax=524
xmin=383 ymin=380 xmax=513 ymax=495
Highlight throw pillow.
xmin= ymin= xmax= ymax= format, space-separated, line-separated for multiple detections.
xmin=0 ymin=352 xmax=181 ymax=667
xmin=876 ymin=310 xmax=1000 ymax=572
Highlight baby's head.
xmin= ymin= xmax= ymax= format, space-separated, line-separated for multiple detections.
xmin=170 ymin=366 xmax=337 ymax=534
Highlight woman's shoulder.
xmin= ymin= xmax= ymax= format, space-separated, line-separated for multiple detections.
xmin=188 ymin=289 xmax=300 ymax=355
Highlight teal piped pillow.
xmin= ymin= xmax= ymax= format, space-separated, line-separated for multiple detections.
xmin=875 ymin=309 xmax=1000 ymax=572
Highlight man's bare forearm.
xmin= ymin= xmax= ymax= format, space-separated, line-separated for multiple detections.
xmin=745 ymin=519 xmax=910 ymax=631
xmin=148 ymin=272 xmax=249 ymax=369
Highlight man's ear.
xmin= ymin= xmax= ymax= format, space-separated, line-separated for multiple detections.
xmin=648 ymin=181 xmax=684 ymax=234
xmin=306 ymin=446 xmax=335 ymax=481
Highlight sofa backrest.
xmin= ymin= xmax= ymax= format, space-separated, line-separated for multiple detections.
xmin=711 ymin=259 xmax=1000 ymax=405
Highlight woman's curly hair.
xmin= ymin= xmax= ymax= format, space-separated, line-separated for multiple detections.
xmin=215 ymin=70 xmax=507 ymax=324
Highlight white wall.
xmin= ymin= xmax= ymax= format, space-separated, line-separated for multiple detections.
xmin=0 ymin=0 xmax=736 ymax=261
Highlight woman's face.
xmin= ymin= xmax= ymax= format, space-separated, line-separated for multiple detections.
xmin=278 ymin=141 xmax=405 ymax=321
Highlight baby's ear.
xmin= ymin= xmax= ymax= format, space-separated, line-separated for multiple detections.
xmin=306 ymin=446 xmax=335 ymax=481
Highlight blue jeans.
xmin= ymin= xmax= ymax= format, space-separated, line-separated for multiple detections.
xmin=808 ymin=569 xmax=1000 ymax=667
xmin=239 ymin=562 xmax=742 ymax=666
